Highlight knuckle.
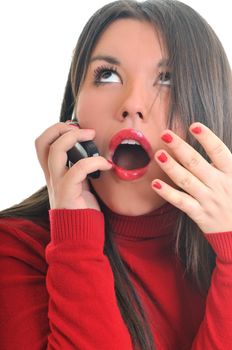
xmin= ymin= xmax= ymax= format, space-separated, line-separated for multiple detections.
xmin=185 ymin=156 xmax=200 ymax=169
xmin=76 ymin=158 xmax=88 ymax=167
xmin=73 ymin=158 xmax=89 ymax=174
xmin=49 ymin=142 xmax=58 ymax=155
xmin=53 ymin=122 xmax=66 ymax=130
xmin=165 ymin=161 xmax=174 ymax=173
xmin=178 ymin=175 xmax=192 ymax=189
xmin=210 ymin=142 xmax=224 ymax=157
xmin=175 ymin=196 xmax=185 ymax=209
xmin=34 ymin=136 xmax=41 ymax=150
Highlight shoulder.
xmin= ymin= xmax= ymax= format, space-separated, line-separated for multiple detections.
xmin=0 ymin=216 xmax=50 ymax=244
xmin=0 ymin=216 xmax=50 ymax=268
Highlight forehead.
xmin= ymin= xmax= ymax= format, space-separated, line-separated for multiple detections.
xmin=91 ymin=19 xmax=166 ymax=64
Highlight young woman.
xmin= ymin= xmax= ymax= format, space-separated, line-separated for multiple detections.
xmin=1 ymin=1 xmax=232 ymax=349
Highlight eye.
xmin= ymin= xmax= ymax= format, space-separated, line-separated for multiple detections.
xmin=93 ymin=65 xmax=121 ymax=85
xmin=157 ymin=71 xmax=171 ymax=86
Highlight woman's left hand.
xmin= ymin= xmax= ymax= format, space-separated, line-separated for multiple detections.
xmin=152 ymin=122 xmax=232 ymax=233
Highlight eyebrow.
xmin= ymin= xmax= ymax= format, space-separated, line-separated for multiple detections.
xmin=90 ymin=55 xmax=121 ymax=65
xmin=89 ymin=55 xmax=170 ymax=68
xmin=157 ymin=58 xmax=170 ymax=67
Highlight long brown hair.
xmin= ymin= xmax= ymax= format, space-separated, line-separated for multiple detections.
xmin=1 ymin=1 xmax=232 ymax=349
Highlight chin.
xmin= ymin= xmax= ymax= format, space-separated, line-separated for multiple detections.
xmin=91 ymin=174 xmax=166 ymax=216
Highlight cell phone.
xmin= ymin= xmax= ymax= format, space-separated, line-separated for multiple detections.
xmin=67 ymin=121 xmax=100 ymax=179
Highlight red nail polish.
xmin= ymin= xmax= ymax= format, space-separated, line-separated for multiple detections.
xmin=157 ymin=152 xmax=168 ymax=163
xmin=191 ymin=126 xmax=202 ymax=134
xmin=152 ymin=181 xmax=162 ymax=189
xmin=161 ymin=133 xmax=173 ymax=143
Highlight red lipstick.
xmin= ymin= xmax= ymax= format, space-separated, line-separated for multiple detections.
xmin=109 ymin=129 xmax=153 ymax=181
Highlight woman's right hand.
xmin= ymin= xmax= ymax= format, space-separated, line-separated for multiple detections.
xmin=35 ymin=122 xmax=112 ymax=210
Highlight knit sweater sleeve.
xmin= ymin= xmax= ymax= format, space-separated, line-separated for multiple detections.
xmin=191 ymin=231 xmax=232 ymax=349
xmin=0 ymin=210 xmax=132 ymax=350
xmin=46 ymin=209 xmax=132 ymax=350
xmin=0 ymin=217 xmax=50 ymax=349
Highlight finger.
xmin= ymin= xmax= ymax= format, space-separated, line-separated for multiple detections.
xmin=160 ymin=128 xmax=217 ymax=187
xmin=35 ymin=122 xmax=78 ymax=179
xmin=63 ymin=156 xmax=112 ymax=184
xmin=48 ymin=128 xmax=95 ymax=182
xmin=151 ymin=178 xmax=201 ymax=219
xmin=189 ymin=122 xmax=232 ymax=173
xmin=154 ymin=150 xmax=210 ymax=202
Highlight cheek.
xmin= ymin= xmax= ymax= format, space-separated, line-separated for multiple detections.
xmin=75 ymin=91 xmax=100 ymax=127
xmin=154 ymin=90 xmax=171 ymax=126
xmin=75 ymin=88 xmax=120 ymax=128
xmin=158 ymin=92 xmax=186 ymax=139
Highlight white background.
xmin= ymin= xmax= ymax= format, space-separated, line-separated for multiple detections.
xmin=0 ymin=0 xmax=231 ymax=210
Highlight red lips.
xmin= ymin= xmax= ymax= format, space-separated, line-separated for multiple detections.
xmin=109 ymin=129 xmax=153 ymax=181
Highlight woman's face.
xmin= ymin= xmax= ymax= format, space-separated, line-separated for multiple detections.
xmin=75 ymin=19 xmax=179 ymax=215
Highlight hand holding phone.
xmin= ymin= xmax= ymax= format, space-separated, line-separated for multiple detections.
xmin=67 ymin=121 xmax=101 ymax=179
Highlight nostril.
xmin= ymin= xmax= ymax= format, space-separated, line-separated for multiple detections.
xmin=122 ymin=111 xmax=143 ymax=119
xmin=137 ymin=112 xmax=143 ymax=119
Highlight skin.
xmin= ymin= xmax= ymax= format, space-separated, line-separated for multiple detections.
xmin=76 ymin=19 xmax=178 ymax=215
xmin=35 ymin=19 xmax=232 ymax=233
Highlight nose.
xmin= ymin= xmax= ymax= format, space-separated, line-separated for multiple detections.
xmin=117 ymin=82 xmax=152 ymax=122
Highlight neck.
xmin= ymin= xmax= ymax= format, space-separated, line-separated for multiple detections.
xmin=103 ymin=202 xmax=180 ymax=240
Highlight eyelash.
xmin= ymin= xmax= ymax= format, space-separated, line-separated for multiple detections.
xmin=93 ymin=65 xmax=119 ymax=85
xmin=157 ymin=71 xmax=171 ymax=86
xmin=92 ymin=65 xmax=171 ymax=86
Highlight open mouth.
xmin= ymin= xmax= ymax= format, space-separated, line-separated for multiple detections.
xmin=113 ymin=142 xmax=150 ymax=169
xmin=109 ymin=129 xmax=153 ymax=181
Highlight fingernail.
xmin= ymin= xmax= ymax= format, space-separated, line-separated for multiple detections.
xmin=157 ymin=152 xmax=168 ymax=163
xmin=152 ymin=181 xmax=162 ymax=189
xmin=68 ymin=121 xmax=79 ymax=128
xmin=191 ymin=126 xmax=202 ymax=134
xmin=161 ymin=133 xmax=173 ymax=143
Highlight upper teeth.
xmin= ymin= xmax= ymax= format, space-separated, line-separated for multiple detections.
xmin=120 ymin=139 xmax=140 ymax=145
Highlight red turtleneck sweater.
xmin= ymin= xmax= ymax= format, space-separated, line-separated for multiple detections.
xmin=0 ymin=204 xmax=232 ymax=349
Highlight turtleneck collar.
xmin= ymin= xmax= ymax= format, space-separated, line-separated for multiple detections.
xmin=103 ymin=202 xmax=180 ymax=241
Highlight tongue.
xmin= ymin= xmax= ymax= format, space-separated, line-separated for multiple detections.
xmin=112 ymin=144 xmax=150 ymax=170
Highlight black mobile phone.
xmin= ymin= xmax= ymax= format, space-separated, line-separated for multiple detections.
xmin=67 ymin=124 xmax=100 ymax=179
